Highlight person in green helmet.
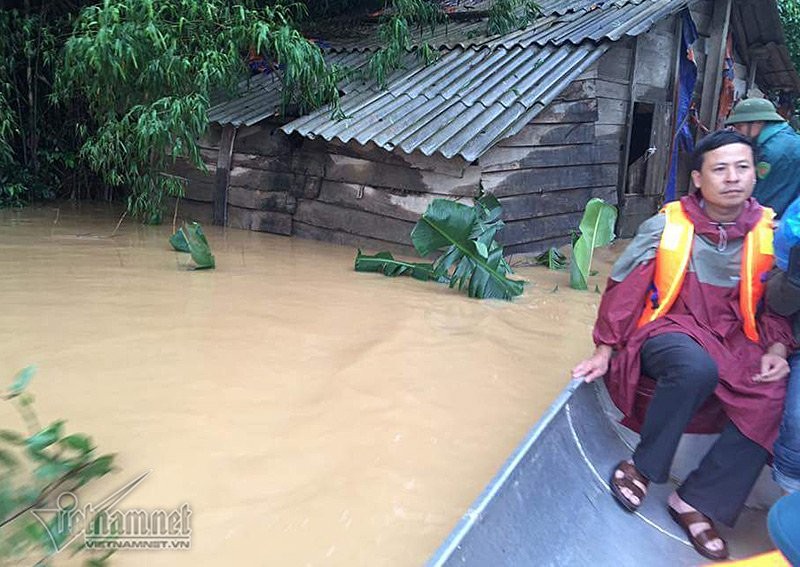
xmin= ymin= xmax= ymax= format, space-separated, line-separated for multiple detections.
xmin=728 ymin=99 xmax=800 ymax=497
xmin=725 ymin=97 xmax=800 ymax=218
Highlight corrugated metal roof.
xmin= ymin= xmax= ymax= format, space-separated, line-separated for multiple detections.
xmin=208 ymin=51 xmax=371 ymax=127
xmin=283 ymin=41 xmax=608 ymax=161
xmin=490 ymin=0 xmax=688 ymax=45
xmin=325 ymin=0 xmax=685 ymax=51
xmin=276 ymin=0 xmax=689 ymax=161
xmin=210 ymin=0 xmax=796 ymax=162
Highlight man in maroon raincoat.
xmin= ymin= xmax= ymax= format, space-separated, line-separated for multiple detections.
xmin=573 ymin=130 xmax=794 ymax=561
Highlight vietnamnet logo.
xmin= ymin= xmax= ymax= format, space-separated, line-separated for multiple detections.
xmin=31 ymin=471 xmax=192 ymax=552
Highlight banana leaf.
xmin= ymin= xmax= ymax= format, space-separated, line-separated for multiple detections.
xmin=411 ymin=198 xmax=523 ymax=300
xmin=535 ymin=247 xmax=568 ymax=270
xmin=171 ymin=222 xmax=215 ymax=269
xmin=354 ymin=250 xmax=441 ymax=281
xmin=169 ymin=228 xmax=191 ymax=253
xmin=569 ymin=198 xmax=617 ymax=290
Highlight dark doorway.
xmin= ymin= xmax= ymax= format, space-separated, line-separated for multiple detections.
xmin=625 ymin=102 xmax=656 ymax=195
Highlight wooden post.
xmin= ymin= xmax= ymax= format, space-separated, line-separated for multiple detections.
xmin=746 ymin=60 xmax=758 ymax=96
xmin=698 ymin=0 xmax=733 ymax=131
xmin=618 ymin=38 xmax=638 ymax=200
xmin=213 ymin=124 xmax=237 ymax=226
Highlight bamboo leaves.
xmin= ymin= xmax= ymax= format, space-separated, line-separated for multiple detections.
xmin=487 ymin=0 xmax=542 ymax=35
xmin=355 ymin=193 xmax=523 ymax=300
xmin=569 ymin=198 xmax=617 ymax=290
xmin=57 ymin=0 xmax=342 ymax=222
xmin=368 ymin=0 xmax=445 ymax=87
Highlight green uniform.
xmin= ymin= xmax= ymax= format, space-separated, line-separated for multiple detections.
xmin=754 ymin=122 xmax=800 ymax=218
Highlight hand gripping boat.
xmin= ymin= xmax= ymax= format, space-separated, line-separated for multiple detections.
xmin=428 ymin=379 xmax=781 ymax=566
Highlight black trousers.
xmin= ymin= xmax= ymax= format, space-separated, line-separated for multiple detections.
xmin=631 ymin=333 xmax=768 ymax=526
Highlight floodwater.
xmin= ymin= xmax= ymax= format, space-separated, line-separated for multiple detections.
xmin=0 ymin=203 xmax=615 ymax=566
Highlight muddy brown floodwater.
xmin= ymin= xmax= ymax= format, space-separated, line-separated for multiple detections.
xmin=0 ymin=203 xmax=620 ymax=566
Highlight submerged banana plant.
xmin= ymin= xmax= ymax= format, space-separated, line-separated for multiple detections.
xmin=569 ymin=198 xmax=617 ymax=290
xmin=170 ymin=222 xmax=215 ymax=270
xmin=535 ymin=247 xmax=568 ymax=270
xmin=412 ymin=193 xmax=522 ymax=300
xmin=354 ymin=250 xmax=443 ymax=282
xmin=355 ymin=193 xmax=523 ymax=300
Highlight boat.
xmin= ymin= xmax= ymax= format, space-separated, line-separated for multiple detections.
xmin=428 ymin=379 xmax=780 ymax=566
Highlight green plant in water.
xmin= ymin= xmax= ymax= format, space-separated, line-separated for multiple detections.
xmin=535 ymin=247 xmax=567 ymax=270
xmin=569 ymin=198 xmax=617 ymax=290
xmin=413 ymin=193 xmax=522 ymax=300
xmin=170 ymin=221 xmax=215 ymax=269
xmin=354 ymin=250 xmax=440 ymax=281
xmin=355 ymin=193 xmax=523 ymax=300
xmin=0 ymin=366 xmax=116 ymax=565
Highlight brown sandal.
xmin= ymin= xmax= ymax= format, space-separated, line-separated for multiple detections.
xmin=668 ymin=507 xmax=729 ymax=561
xmin=609 ymin=460 xmax=649 ymax=512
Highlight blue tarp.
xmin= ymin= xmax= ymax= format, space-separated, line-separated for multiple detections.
xmin=664 ymin=10 xmax=698 ymax=203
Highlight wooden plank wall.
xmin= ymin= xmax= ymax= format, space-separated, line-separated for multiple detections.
xmin=480 ymin=46 xmax=630 ymax=255
xmin=170 ymin=121 xmax=481 ymax=256
xmin=173 ymin=52 xmax=626 ymax=257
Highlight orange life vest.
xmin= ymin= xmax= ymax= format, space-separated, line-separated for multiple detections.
xmin=722 ymin=550 xmax=790 ymax=566
xmin=637 ymin=201 xmax=775 ymax=342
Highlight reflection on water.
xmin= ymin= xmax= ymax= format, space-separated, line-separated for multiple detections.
xmin=0 ymin=202 xmax=613 ymax=566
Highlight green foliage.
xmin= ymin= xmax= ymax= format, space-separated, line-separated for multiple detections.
xmin=56 ymin=0 xmax=342 ymax=222
xmin=0 ymin=366 xmax=116 ymax=565
xmin=368 ymin=0 xmax=444 ymax=87
xmin=0 ymin=87 xmax=15 ymax=167
xmin=569 ymin=198 xmax=617 ymax=290
xmin=779 ymin=0 xmax=800 ymax=74
xmin=171 ymin=221 xmax=215 ymax=269
xmin=0 ymin=6 xmax=83 ymax=208
xmin=487 ymin=0 xmax=541 ymax=36
xmin=535 ymin=247 xmax=567 ymax=270
xmin=169 ymin=226 xmax=192 ymax=253
xmin=354 ymin=249 xmax=439 ymax=280
xmin=0 ymin=0 xmax=550 ymax=212
xmin=411 ymin=193 xmax=523 ymax=300
xmin=355 ymin=193 xmax=523 ymax=299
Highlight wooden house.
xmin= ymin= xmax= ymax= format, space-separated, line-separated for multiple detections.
xmin=171 ymin=0 xmax=800 ymax=255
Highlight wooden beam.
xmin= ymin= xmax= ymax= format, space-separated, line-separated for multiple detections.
xmin=698 ymin=0 xmax=733 ymax=131
xmin=618 ymin=37 xmax=637 ymax=200
xmin=212 ymin=124 xmax=237 ymax=226
xmin=746 ymin=60 xmax=758 ymax=96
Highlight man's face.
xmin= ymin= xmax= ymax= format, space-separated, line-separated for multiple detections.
xmin=731 ymin=121 xmax=765 ymax=139
xmin=691 ymin=143 xmax=755 ymax=212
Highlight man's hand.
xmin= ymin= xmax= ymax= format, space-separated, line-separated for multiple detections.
xmin=572 ymin=345 xmax=613 ymax=383
xmin=753 ymin=343 xmax=790 ymax=383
